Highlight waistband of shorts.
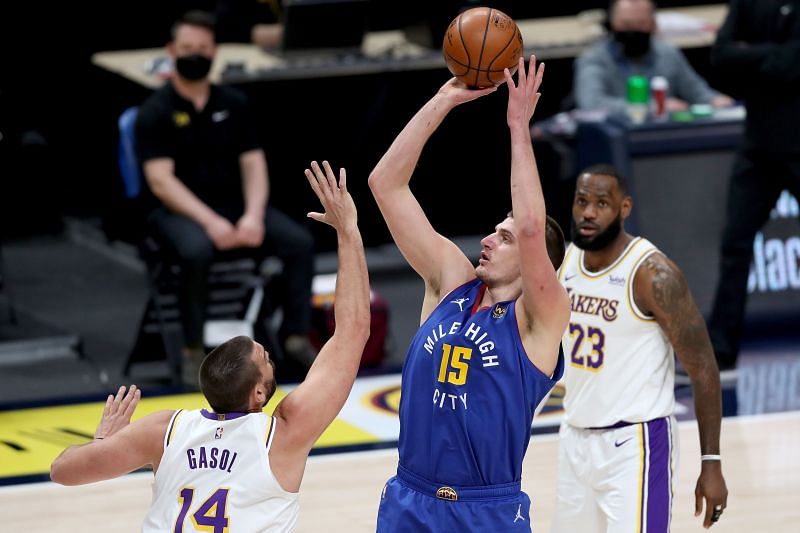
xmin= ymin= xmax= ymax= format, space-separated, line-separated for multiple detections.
xmin=582 ymin=416 xmax=667 ymax=430
xmin=396 ymin=464 xmax=521 ymax=501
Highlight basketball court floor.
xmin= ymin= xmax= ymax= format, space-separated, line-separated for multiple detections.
xmin=1 ymin=340 xmax=798 ymax=532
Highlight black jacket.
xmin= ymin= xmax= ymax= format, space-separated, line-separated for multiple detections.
xmin=711 ymin=0 xmax=800 ymax=152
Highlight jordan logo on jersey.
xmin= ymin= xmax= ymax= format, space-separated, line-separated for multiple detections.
xmin=514 ymin=504 xmax=526 ymax=523
xmin=450 ymin=297 xmax=470 ymax=311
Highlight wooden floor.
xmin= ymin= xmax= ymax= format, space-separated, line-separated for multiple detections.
xmin=3 ymin=411 xmax=797 ymax=532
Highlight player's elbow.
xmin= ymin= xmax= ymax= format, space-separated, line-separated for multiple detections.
xmin=351 ymin=313 xmax=372 ymax=347
xmin=367 ymin=170 xmax=385 ymax=196
xmin=50 ymin=457 xmax=78 ymax=486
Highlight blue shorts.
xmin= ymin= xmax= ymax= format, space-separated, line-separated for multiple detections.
xmin=376 ymin=466 xmax=534 ymax=533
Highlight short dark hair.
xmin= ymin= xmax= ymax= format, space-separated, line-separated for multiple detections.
xmin=545 ymin=215 xmax=566 ymax=270
xmin=171 ymin=10 xmax=216 ymax=40
xmin=200 ymin=335 xmax=260 ymax=413
xmin=578 ymin=163 xmax=628 ymax=195
xmin=506 ymin=212 xmax=567 ymax=270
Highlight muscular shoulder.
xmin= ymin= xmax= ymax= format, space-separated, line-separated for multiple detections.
xmin=633 ymin=251 xmax=689 ymax=316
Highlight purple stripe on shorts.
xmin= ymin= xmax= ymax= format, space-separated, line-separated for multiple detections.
xmin=645 ymin=418 xmax=672 ymax=533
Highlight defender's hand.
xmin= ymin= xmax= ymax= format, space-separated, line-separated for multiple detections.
xmin=94 ymin=385 xmax=141 ymax=440
xmin=305 ymin=160 xmax=357 ymax=234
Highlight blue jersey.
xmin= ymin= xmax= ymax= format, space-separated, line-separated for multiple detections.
xmin=398 ymin=278 xmax=564 ymax=486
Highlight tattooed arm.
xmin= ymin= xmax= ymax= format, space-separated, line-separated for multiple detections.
xmin=633 ymin=252 xmax=728 ymax=528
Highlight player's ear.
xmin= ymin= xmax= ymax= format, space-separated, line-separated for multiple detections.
xmin=620 ymin=196 xmax=633 ymax=220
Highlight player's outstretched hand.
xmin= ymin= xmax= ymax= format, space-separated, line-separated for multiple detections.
xmin=438 ymin=77 xmax=497 ymax=107
xmin=94 ymin=385 xmax=141 ymax=440
xmin=505 ymin=54 xmax=545 ymax=128
xmin=305 ymin=160 xmax=358 ymax=234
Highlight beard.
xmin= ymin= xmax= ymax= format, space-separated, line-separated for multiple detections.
xmin=570 ymin=213 xmax=623 ymax=251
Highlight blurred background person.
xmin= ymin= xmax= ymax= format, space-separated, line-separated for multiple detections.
xmin=574 ymin=0 xmax=733 ymax=116
xmin=135 ymin=10 xmax=316 ymax=385
xmin=705 ymin=0 xmax=800 ymax=373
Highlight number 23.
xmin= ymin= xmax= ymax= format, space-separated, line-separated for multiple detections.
xmin=568 ymin=323 xmax=605 ymax=371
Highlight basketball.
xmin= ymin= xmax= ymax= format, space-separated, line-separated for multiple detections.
xmin=442 ymin=7 xmax=524 ymax=89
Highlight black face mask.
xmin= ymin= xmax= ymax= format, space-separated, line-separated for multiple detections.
xmin=175 ymin=54 xmax=212 ymax=81
xmin=613 ymin=31 xmax=651 ymax=58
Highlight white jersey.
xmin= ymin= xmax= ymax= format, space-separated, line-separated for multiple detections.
xmin=142 ymin=409 xmax=299 ymax=533
xmin=557 ymin=237 xmax=675 ymax=428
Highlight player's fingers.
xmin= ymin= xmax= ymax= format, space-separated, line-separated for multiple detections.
xmin=534 ymin=62 xmax=545 ymax=93
xmin=311 ymin=161 xmax=333 ymax=200
xmin=503 ymin=67 xmax=514 ymax=87
xmin=304 ymin=168 xmax=324 ymax=200
xmin=102 ymin=394 xmax=114 ymax=417
xmin=322 ymin=160 xmax=338 ymax=191
xmin=307 ymin=212 xmax=325 ymax=223
xmin=708 ymin=502 xmax=724 ymax=528
xmin=526 ymin=55 xmax=536 ymax=89
xmin=121 ymin=385 xmax=139 ymax=415
xmin=112 ymin=385 xmax=126 ymax=411
xmin=694 ymin=489 xmax=703 ymax=517
xmin=339 ymin=167 xmax=347 ymax=192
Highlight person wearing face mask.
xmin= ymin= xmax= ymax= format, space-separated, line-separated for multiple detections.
xmin=134 ymin=10 xmax=318 ymax=387
xmin=574 ymin=0 xmax=733 ymax=117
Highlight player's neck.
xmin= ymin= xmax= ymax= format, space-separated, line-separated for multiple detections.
xmin=582 ymin=232 xmax=634 ymax=272
xmin=480 ymin=279 xmax=522 ymax=308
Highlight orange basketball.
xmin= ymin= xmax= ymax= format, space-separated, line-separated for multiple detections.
xmin=442 ymin=7 xmax=524 ymax=89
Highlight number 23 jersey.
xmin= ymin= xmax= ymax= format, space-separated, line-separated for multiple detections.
xmin=398 ymin=278 xmax=564 ymax=486
xmin=557 ymin=237 xmax=675 ymax=429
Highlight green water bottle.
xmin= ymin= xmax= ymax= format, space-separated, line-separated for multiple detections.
xmin=626 ymin=75 xmax=649 ymax=124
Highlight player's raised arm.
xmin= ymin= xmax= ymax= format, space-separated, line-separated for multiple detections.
xmin=272 ymin=161 xmax=370 ymax=454
xmin=505 ymin=56 xmax=570 ymax=374
xmin=368 ymin=80 xmax=495 ymax=306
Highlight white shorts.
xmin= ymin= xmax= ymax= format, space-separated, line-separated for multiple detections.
xmin=551 ymin=416 xmax=679 ymax=533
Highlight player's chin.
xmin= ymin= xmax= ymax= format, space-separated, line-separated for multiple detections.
xmin=475 ymin=265 xmax=489 ymax=282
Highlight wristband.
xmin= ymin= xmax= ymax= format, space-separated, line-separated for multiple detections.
xmin=701 ymin=454 xmax=721 ymax=461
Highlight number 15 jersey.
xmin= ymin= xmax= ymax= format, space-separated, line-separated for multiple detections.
xmin=398 ymin=278 xmax=564 ymax=487
xmin=558 ymin=237 xmax=675 ymax=429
